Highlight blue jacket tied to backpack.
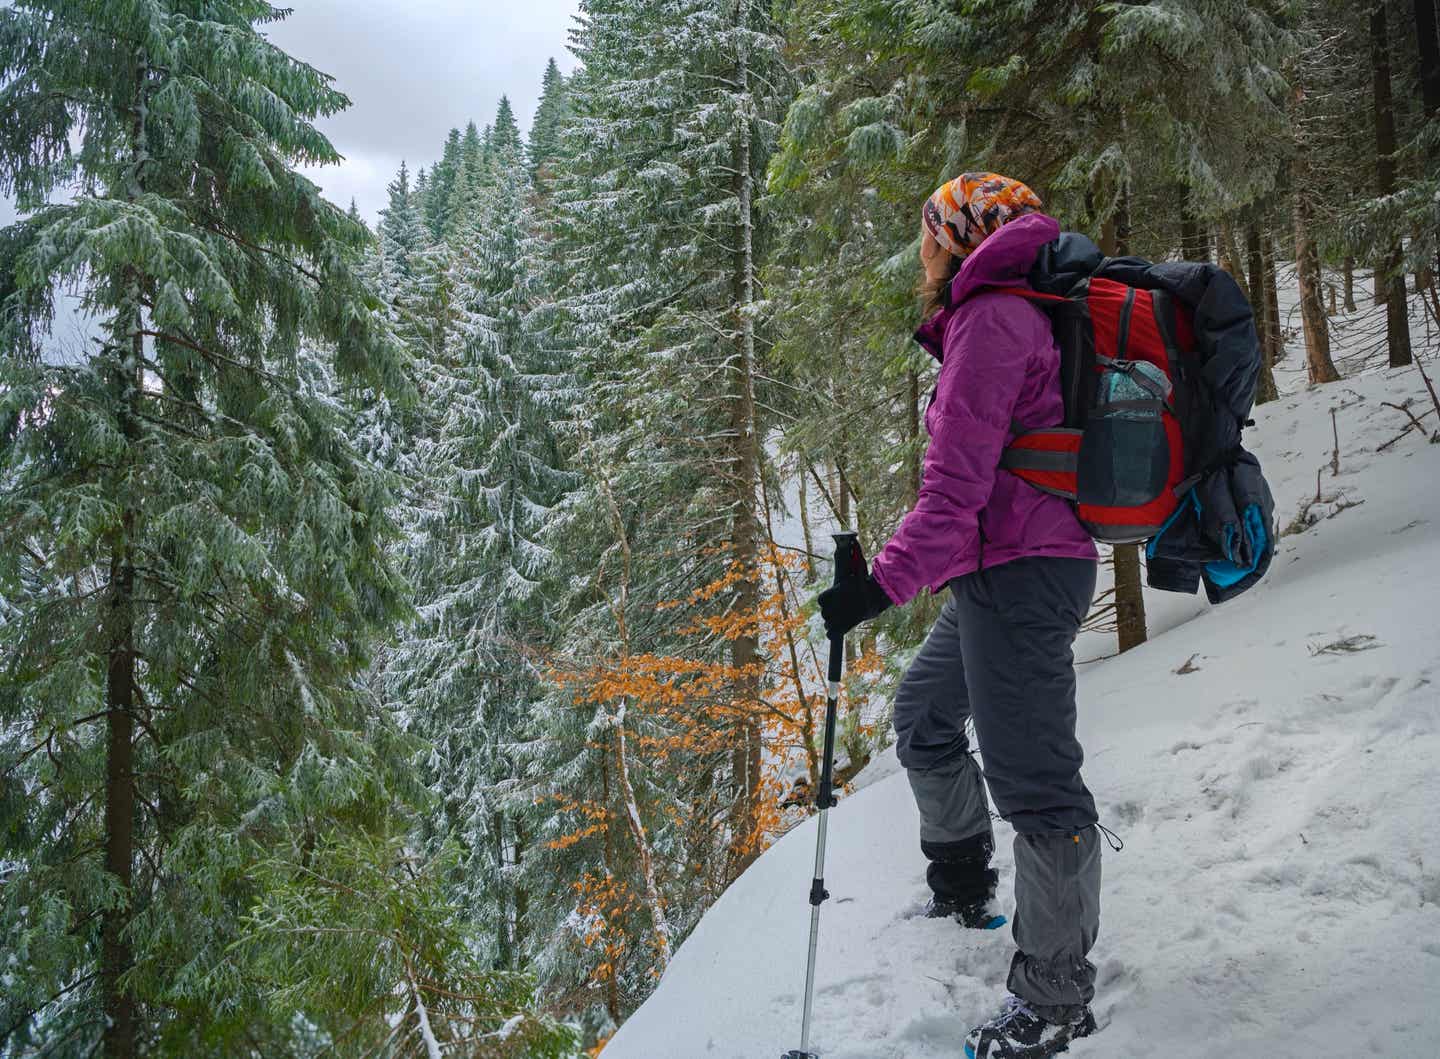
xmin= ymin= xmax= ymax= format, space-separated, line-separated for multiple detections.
xmin=1029 ymin=233 xmax=1277 ymax=604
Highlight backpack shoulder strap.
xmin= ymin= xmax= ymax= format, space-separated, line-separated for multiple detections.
xmin=996 ymin=287 xmax=1069 ymax=305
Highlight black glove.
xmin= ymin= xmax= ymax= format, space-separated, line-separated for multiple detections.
xmin=818 ymin=574 xmax=892 ymax=640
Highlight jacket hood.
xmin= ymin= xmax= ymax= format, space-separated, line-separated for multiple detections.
xmin=914 ymin=212 xmax=1062 ymax=361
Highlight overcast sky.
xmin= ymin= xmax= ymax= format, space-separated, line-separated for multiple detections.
xmin=267 ymin=1 xmax=581 ymax=225
xmin=0 ymin=3 xmax=580 ymax=231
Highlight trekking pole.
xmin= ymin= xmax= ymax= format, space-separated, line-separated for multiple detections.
xmin=783 ymin=531 xmax=865 ymax=1059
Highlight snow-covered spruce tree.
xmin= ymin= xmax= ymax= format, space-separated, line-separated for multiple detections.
xmin=345 ymin=162 xmax=431 ymax=479
xmin=379 ymin=160 xmax=428 ymax=290
xmin=387 ymin=96 xmax=571 ymax=975
xmin=401 ymin=122 xmax=501 ymax=385
xmin=521 ymin=0 xmax=794 ymax=1030
xmin=529 ymin=58 xmax=573 ymax=188
xmin=0 ymin=4 xmax=572 ymax=1055
xmin=423 ymin=127 xmax=464 ymax=241
xmin=0 ymin=0 xmax=401 ymax=1051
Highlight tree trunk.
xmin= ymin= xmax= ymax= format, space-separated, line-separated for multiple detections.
xmin=1419 ymin=0 xmax=1440 ymax=115
xmin=594 ymin=471 xmax=672 ymax=981
xmin=596 ymin=750 xmax=621 ymax=1024
xmin=102 ymin=54 xmax=154 ymax=1057
xmin=613 ymin=704 xmax=671 ymax=970
xmin=1217 ymin=220 xmax=1245 ymax=283
xmin=103 ymin=548 xmax=137 ymax=1059
xmin=1248 ymin=224 xmax=1280 ymax=404
xmin=103 ymin=292 xmax=142 ymax=1057
xmin=1263 ymin=236 xmax=1284 ymax=366
xmin=512 ymin=821 xmax=528 ymax=957
xmin=1099 ymin=207 xmax=1147 ymax=652
xmin=1114 ymin=189 xmax=1132 ymax=258
xmin=797 ymin=469 xmax=815 ymax=579
xmin=1416 ymin=0 xmax=1440 ymax=276
xmin=727 ymin=1 xmax=765 ymax=876
xmin=1294 ymin=190 xmax=1341 ymax=383
xmin=1112 ymin=546 xmax=1147 ymax=654
xmin=1180 ymin=189 xmax=1209 ymax=261
xmin=493 ymin=810 xmax=513 ymax=970
xmin=1373 ymin=0 xmax=1414 ymax=366
xmin=1343 ymin=255 xmax=1357 ymax=311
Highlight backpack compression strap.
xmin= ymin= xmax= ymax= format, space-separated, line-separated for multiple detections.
xmin=999 ymin=428 xmax=1083 ymax=500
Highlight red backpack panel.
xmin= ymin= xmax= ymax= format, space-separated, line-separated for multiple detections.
xmin=999 ymin=278 xmax=1203 ymax=544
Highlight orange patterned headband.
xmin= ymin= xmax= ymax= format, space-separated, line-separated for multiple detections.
xmin=922 ymin=173 xmax=1043 ymax=257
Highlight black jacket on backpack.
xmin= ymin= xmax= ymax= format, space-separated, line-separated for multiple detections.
xmin=1029 ymin=233 xmax=1276 ymax=604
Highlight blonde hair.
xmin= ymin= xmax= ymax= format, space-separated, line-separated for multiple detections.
xmin=918 ymin=254 xmax=962 ymax=321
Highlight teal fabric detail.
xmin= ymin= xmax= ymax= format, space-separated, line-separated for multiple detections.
xmin=1097 ymin=361 xmax=1170 ymax=421
xmin=1205 ymin=504 xmax=1267 ymax=589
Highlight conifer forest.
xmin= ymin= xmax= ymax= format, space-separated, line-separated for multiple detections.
xmin=1 ymin=1 xmax=1437 ymax=1056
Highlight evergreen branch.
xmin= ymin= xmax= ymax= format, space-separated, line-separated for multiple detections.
xmin=136 ymin=330 xmax=288 ymax=385
xmin=0 ymin=971 xmax=99 ymax=1045
xmin=135 ymin=409 xmax=210 ymax=443
xmin=195 ymin=216 xmax=324 ymax=286
xmin=1 ymin=731 xmax=53 ymax=780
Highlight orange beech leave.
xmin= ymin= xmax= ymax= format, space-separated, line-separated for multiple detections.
xmin=544 ymin=547 xmax=883 ymax=1000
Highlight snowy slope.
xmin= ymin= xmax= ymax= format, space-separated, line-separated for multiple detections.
xmin=605 ymin=361 xmax=1440 ymax=1059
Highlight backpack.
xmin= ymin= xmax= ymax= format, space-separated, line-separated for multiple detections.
xmin=996 ymin=274 xmax=1217 ymax=545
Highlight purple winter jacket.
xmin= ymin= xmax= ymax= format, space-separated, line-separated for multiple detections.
xmin=870 ymin=213 xmax=1098 ymax=606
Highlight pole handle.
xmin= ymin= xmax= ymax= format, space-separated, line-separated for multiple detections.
xmin=827 ymin=532 xmax=862 ymax=683
xmin=817 ymin=533 xmax=863 ymax=811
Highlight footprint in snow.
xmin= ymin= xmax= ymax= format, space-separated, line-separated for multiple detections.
xmin=1110 ymin=800 xmax=1145 ymax=827
xmin=1164 ymin=739 xmax=1204 ymax=756
xmin=1389 ymin=518 xmax=1428 ymax=535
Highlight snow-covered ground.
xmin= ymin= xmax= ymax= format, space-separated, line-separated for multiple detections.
xmin=605 ymin=297 xmax=1440 ymax=1057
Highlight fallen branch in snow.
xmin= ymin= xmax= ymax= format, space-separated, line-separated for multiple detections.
xmin=1380 ymin=400 xmax=1430 ymax=435
xmin=1308 ymin=633 xmax=1381 ymax=656
xmin=1284 ymin=477 xmax=1365 ymax=536
xmin=1376 ymin=400 xmax=1439 ymax=451
xmin=1411 ymin=339 xmax=1440 ymax=431
xmin=1174 ymin=654 xmax=1202 ymax=675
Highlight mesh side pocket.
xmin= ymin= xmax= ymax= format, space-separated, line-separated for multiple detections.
xmin=1077 ymin=362 xmax=1171 ymax=508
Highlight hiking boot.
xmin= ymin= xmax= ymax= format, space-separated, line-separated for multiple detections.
xmin=963 ymin=995 xmax=1096 ymax=1058
xmin=923 ymin=896 xmax=1007 ymax=930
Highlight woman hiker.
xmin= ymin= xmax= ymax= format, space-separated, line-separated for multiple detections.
xmin=818 ymin=173 xmax=1103 ymax=1059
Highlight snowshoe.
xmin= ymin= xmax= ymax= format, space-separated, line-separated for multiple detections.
xmin=923 ymin=896 xmax=1007 ymax=930
xmin=963 ymin=995 xmax=1096 ymax=1058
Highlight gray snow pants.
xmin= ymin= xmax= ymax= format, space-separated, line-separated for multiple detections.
xmin=893 ymin=556 xmax=1101 ymax=1021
